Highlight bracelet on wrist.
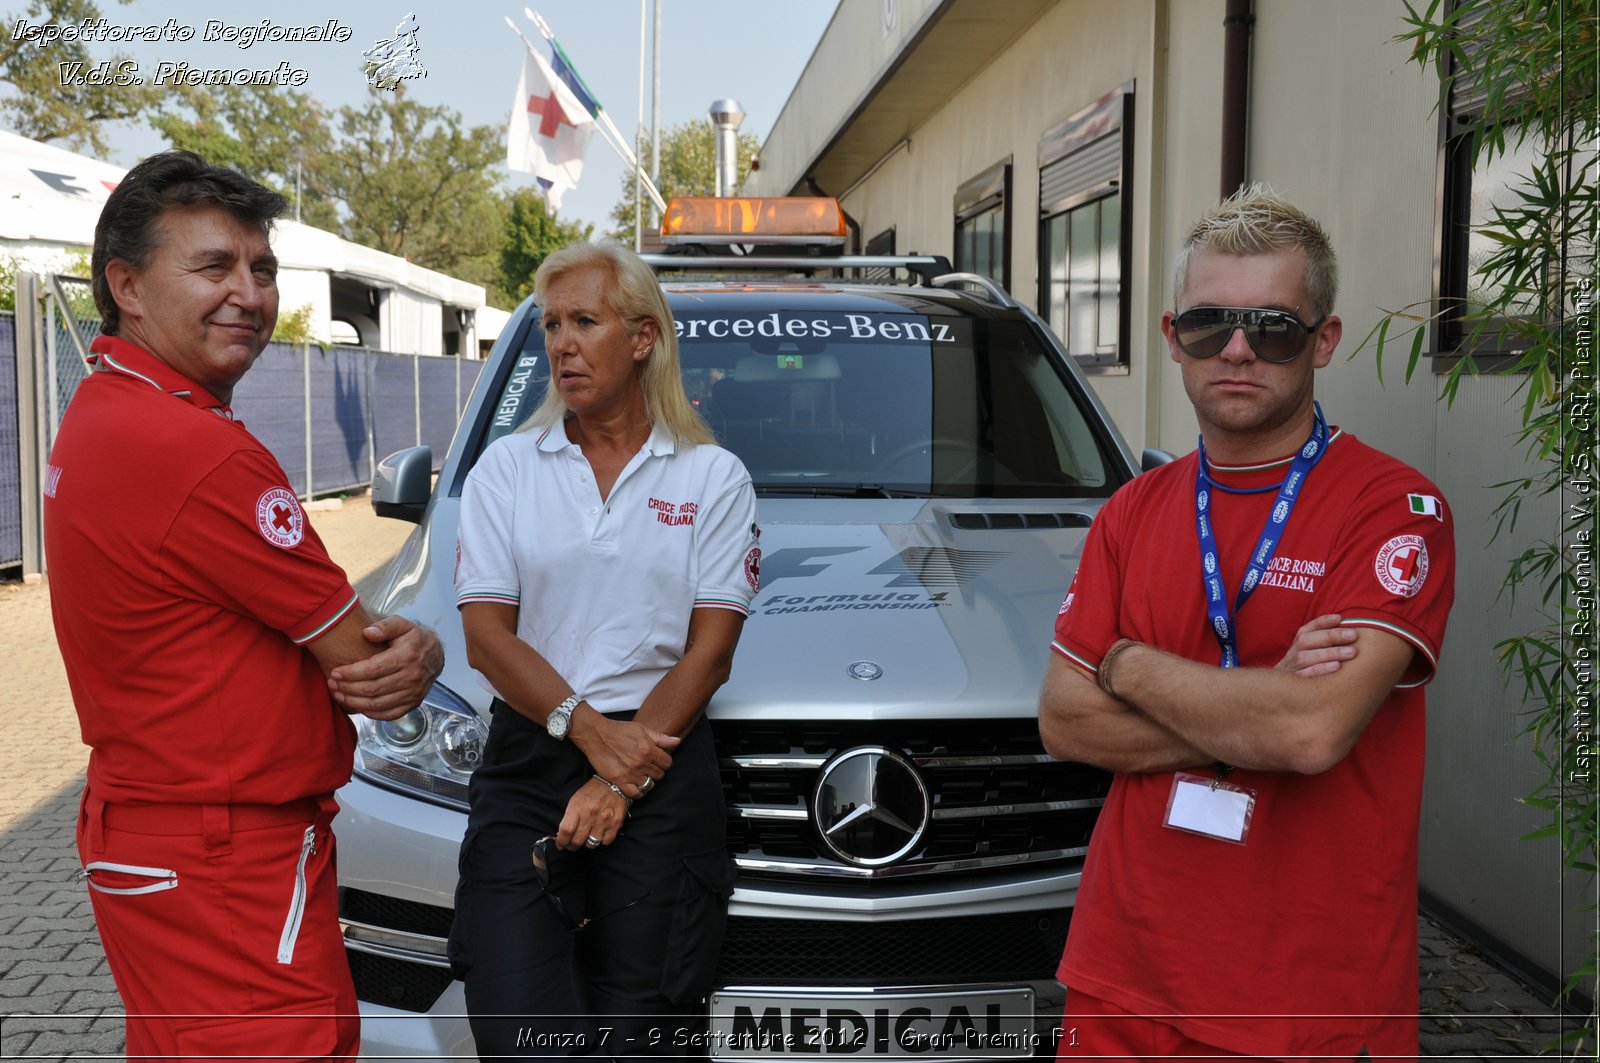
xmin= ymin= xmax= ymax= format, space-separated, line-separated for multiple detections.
xmin=1097 ymin=638 xmax=1137 ymax=697
xmin=592 ymin=774 xmax=633 ymax=810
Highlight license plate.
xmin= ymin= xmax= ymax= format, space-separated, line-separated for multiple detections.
xmin=706 ymin=987 xmax=1038 ymax=1059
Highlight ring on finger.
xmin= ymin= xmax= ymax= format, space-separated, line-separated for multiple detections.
xmin=585 ymin=834 xmax=601 ymax=849
xmin=639 ymin=776 xmax=655 ymax=795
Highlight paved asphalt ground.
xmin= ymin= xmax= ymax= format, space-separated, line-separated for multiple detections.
xmin=0 ymin=495 xmax=1584 ymax=1060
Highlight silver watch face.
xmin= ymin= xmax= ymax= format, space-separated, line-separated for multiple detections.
xmin=548 ymin=704 xmax=571 ymax=739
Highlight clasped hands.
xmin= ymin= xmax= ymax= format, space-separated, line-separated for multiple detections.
xmin=555 ymin=712 xmax=678 ymax=851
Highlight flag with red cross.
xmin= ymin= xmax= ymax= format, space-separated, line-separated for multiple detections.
xmin=506 ymin=43 xmax=596 ymax=209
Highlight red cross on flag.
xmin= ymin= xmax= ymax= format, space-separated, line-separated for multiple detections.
xmin=507 ymin=43 xmax=595 ymax=210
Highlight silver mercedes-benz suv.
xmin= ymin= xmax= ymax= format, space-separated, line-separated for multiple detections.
xmin=339 ymin=208 xmax=1145 ymax=1061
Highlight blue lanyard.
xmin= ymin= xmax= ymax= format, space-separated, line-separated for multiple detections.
xmin=1194 ymin=403 xmax=1329 ymax=668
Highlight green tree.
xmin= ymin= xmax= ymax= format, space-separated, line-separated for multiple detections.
xmin=148 ymin=85 xmax=338 ymax=229
xmin=498 ymin=186 xmax=593 ymax=307
xmin=609 ymin=120 xmax=760 ymax=245
xmin=0 ymin=0 xmax=158 ymax=153
xmin=271 ymin=303 xmax=318 ymax=347
xmin=319 ymin=88 xmax=506 ymax=290
xmin=150 ymin=85 xmax=507 ymax=294
xmin=1370 ymin=1 xmax=1596 ymax=1044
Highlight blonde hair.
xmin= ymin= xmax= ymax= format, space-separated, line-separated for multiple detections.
xmin=526 ymin=241 xmax=714 ymax=446
xmin=1171 ymin=183 xmax=1338 ymax=320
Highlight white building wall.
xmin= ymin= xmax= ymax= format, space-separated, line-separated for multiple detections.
xmin=275 ymin=268 xmax=334 ymax=345
xmin=0 ymin=240 xmax=89 ymax=277
xmin=1242 ymin=2 xmax=1583 ymax=978
xmin=841 ymin=0 xmax=1164 ymax=449
xmin=746 ymin=0 xmax=942 ymax=199
xmin=381 ymin=288 xmax=444 ymax=357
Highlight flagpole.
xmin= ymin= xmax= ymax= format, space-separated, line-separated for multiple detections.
xmin=651 ymin=0 xmax=662 ymax=233
xmin=634 ymin=0 xmax=645 ymax=250
xmin=525 ymin=8 xmax=667 ymax=215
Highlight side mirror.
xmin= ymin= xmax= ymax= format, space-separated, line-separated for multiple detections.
xmin=372 ymin=446 xmax=434 ymax=523
xmin=1140 ymin=448 xmax=1176 ymax=472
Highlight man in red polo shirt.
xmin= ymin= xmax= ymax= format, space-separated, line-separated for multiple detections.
xmin=1040 ymin=187 xmax=1454 ymax=1060
xmin=44 ymin=151 xmax=444 ymax=1061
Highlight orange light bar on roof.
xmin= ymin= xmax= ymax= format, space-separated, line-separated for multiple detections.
xmin=661 ymin=197 xmax=848 ymax=245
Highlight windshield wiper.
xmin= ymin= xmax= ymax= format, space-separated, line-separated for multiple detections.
xmin=753 ymin=483 xmax=905 ymax=499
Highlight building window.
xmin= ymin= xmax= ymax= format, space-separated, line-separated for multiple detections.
xmin=1038 ymin=82 xmax=1133 ymax=369
xmin=953 ymin=160 xmax=1011 ymax=290
xmin=1437 ymin=40 xmax=1546 ymax=358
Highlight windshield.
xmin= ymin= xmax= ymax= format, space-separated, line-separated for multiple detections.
xmin=475 ymin=307 xmax=1124 ymax=499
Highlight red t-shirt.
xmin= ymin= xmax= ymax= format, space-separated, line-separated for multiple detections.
xmin=1051 ymin=429 xmax=1455 ymax=1058
xmin=45 ymin=337 xmax=359 ymax=805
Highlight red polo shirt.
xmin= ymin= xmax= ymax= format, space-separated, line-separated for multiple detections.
xmin=45 ymin=336 xmax=359 ymax=806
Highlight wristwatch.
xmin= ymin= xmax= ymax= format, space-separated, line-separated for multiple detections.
xmin=547 ymin=694 xmax=581 ymax=740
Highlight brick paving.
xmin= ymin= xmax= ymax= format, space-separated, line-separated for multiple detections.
xmin=0 ymin=496 xmax=1586 ymax=1060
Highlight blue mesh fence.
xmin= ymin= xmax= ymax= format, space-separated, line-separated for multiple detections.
xmin=232 ymin=343 xmax=310 ymax=497
xmin=20 ymin=311 xmax=473 ymax=519
xmin=370 ymin=353 xmax=417 ymax=467
xmin=418 ymin=356 xmax=460 ymax=462
xmin=1 ymin=314 xmax=20 ymax=568
xmin=308 ymin=346 xmax=373 ymax=495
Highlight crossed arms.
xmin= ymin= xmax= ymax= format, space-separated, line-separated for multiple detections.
xmin=1038 ymin=616 xmax=1416 ymax=776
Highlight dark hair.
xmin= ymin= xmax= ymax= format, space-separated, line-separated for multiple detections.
xmin=92 ymin=151 xmax=288 ymax=335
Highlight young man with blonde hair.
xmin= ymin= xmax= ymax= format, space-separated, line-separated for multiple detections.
xmin=1040 ymin=186 xmax=1455 ymax=1059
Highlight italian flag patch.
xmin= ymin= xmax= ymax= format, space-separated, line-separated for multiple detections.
xmin=1408 ymin=493 xmax=1443 ymax=520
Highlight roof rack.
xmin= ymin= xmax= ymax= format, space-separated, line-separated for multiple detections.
xmin=641 ymin=253 xmax=954 ymax=287
xmin=931 ymin=272 xmax=1017 ymax=309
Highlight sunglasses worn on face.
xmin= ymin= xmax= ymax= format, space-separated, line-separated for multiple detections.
xmin=531 ymin=835 xmax=650 ymax=931
xmin=1172 ymin=306 xmax=1325 ymax=364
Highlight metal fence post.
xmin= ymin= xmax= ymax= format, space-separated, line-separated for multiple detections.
xmin=15 ymin=274 xmax=45 ymax=577
xmin=302 ymin=343 xmax=314 ymax=499
xmin=413 ymin=352 xmax=422 ymax=448
xmin=43 ymin=293 xmax=58 ymax=439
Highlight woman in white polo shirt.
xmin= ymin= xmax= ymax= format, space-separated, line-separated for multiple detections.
xmin=450 ymin=242 xmax=760 ymax=1059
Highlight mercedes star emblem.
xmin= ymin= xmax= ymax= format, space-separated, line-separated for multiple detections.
xmin=847 ymin=661 xmax=883 ymax=681
xmin=812 ymin=746 xmax=930 ymax=867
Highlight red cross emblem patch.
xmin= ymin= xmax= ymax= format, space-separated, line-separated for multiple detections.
xmin=256 ymin=487 xmax=305 ymax=550
xmin=1374 ymin=534 xmax=1428 ymax=598
xmin=744 ymin=546 xmax=761 ymax=592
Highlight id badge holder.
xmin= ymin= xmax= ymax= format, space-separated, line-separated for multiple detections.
xmin=1164 ymin=772 xmax=1256 ymax=844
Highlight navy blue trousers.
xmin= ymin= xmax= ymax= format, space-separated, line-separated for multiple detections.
xmin=450 ymin=702 xmax=731 ymax=1061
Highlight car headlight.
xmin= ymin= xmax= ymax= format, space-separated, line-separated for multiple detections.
xmin=352 ymin=681 xmax=486 ymax=810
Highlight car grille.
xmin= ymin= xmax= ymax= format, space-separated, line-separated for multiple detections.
xmin=713 ymin=718 xmax=1108 ymax=881
xmin=342 ymin=889 xmax=455 ymax=1013
xmin=340 ymin=896 xmax=1068 ymax=1010
xmin=344 ymin=886 xmax=455 ymax=937
xmin=347 ymin=948 xmax=455 ymax=1013
xmin=715 ymin=911 xmax=1068 ymax=985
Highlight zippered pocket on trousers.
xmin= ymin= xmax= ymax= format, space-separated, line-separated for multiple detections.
xmin=276 ymin=825 xmax=318 ymax=964
xmin=81 ymin=861 xmax=179 ymax=896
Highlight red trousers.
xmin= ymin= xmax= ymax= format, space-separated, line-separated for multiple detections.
xmin=77 ymin=787 xmax=359 ymax=1062
xmin=1059 ymin=987 xmax=1399 ymax=1062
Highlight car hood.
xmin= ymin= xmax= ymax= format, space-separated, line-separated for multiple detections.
xmin=715 ymin=497 xmax=1100 ymax=721
xmin=373 ymin=495 xmax=1103 ymax=724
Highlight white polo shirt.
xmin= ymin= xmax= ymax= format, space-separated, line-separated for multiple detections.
xmin=456 ymin=418 xmax=760 ymax=714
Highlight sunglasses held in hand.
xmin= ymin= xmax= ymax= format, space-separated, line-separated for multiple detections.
xmin=531 ymin=835 xmax=650 ymax=931
xmin=1172 ymin=306 xmax=1325 ymax=364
